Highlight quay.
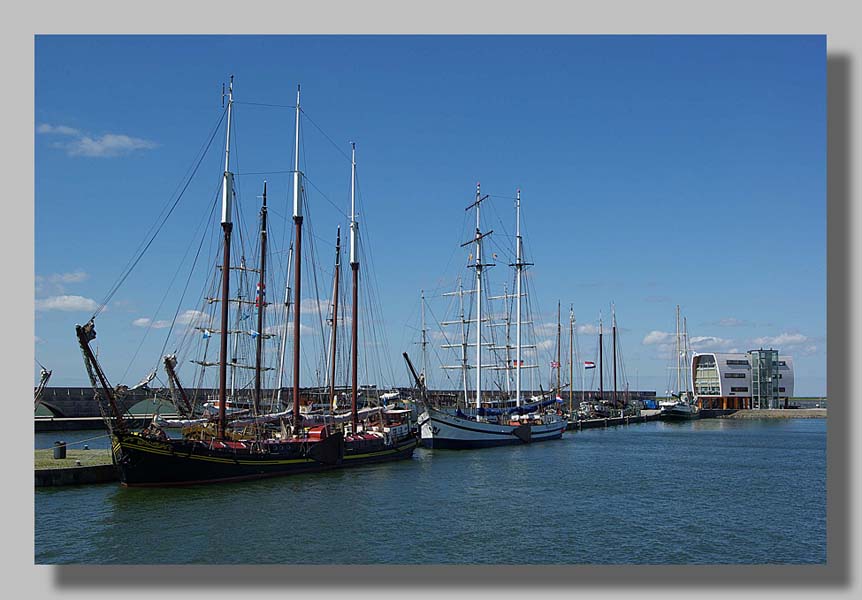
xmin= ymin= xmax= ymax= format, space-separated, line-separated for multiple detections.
xmin=34 ymin=447 xmax=118 ymax=487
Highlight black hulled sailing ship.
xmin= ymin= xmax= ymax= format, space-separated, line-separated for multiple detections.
xmin=75 ymin=79 xmax=416 ymax=487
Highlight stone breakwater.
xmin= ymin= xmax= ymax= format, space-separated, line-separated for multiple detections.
xmin=720 ymin=408 xmax=827 ymax=419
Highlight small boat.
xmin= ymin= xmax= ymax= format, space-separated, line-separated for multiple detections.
xmin=74 ymin=79 xmax=417 ymax=486
xmin=413 ymin=185 xmax=566 ymax=449
xmin=660 ymin=306 xmax=701 ymax=421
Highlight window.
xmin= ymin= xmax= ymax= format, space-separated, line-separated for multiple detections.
xmin=724 ymin=373 xmax=746 ymax=379
xmin=726 ymin=359 xmax=749 ymax=366
xmin=730 ymin=386 xmax=749 ymax=393
xmin=779 ymin=387 xmax=786 ymax=392
xmin=778 ymin=361 xmax=787 ymax=367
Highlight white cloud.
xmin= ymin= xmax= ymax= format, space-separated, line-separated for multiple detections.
xmin=689 ymin=335 xmax=734 ymax=351
xmin=35 ymin=270 xmax=89 ymax=294
xmin=751 ymin=332 xmax=809 ymax=347
xmin=716 ymin=317 xmax=748 ymax=327
xmin=536 ymin=339 xmax=555 ymax=351
xmin=642 ymin=330 xmax=673 ymax=345
xmin=176 ymin=309 xmax=209 ymax=326
xmin=300 ymin=298 xmax=330 ymax=315
xmin=38 ymin=123 xmax=157 ymax=158
xmin=35 ymin=295 xmax=99 ymax=312
xmin=68 ymin=134 xmax=158 ymax=157
xmin=37 ymin=123 xmax=81 ymax=136
xmin=577 ymin=323 xmax=599 ymax=335
xmin=132 ymin=317 xmax=171 ymax=329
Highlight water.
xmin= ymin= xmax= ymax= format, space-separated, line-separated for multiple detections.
xmin=34 ymin=418 xmax=826 ymax=564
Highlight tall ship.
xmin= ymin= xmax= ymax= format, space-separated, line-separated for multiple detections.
xmin=412 ymin=185 xmax=567 ymax=449
xmin=75 ymin=78 xmax=416 ymax=486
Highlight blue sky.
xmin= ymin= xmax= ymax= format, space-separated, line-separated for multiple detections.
xmin=34 ymin=35 xmax=826 ymax=396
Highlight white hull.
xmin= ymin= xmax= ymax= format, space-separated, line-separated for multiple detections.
xmin=418 ymin=406 xmax=566 ymax=449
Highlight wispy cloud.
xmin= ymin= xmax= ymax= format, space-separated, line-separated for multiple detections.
xmin=133 ymin=309 xmax=211 ymax=330
xmin=577 ymin=323 xmax=599 ymax=335
xmin=642 ymin=330 xmax=673 ymax=345
xmin=689 ymin=335 xmax=734 ymax=351
xmin=38 ymin=122 xmax=157 ymax=158
xmin=751 ymin=332 xmax=809 ymax=347
xmin=35 ymin=295 xmax=99 ymax=312
xmin=35 ymin=270 xmax=88 ymax=294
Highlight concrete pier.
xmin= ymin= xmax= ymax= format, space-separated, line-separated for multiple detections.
xmin=34 ymin=449 xmax=118 ymax=487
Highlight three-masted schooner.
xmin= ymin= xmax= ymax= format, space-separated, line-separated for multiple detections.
xmin=414 ymin=185 xmax=567 ymax=449
xmin=75 ymin=79 xmax=417 ymax=486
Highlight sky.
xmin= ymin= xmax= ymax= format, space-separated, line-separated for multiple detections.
xmin=33 ymin=34 xmax=826 ymax=396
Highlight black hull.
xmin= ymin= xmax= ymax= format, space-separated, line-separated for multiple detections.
xmin=111 ymin=432 xmax=418 ymax=487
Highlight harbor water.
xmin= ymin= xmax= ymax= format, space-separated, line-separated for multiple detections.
xmin=34 ymin=418 xmax=826 ymax=564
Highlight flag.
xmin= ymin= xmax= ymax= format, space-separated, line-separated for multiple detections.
xmin=249 ymin=330 xmax=260 ymax=339
xmin=584 ymin=361 xmax=596 ymax=369
xmin=255 ymin=282 xmax=266 ymax=307
xmin=202 ymin=329 xmax=212 ymax=339
xmin=550 ymin=361 xmax=560 ymax=368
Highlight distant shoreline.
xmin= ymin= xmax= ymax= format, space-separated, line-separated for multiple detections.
xmin=719 ymin=408 xmax=827 ymax=419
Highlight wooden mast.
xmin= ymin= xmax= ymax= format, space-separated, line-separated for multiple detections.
xmin=329 ymin=227 xmax=341 ymax=412
xmin=556 ymin=300 xmax=561 ymax=397
xmin=291 ymin=85 xmax=304 ymax=435
xmin=349 ymin=142 xmax=359 ymax=433
xmin=253 ymin=181 xmax=268 ymax=415
xmin=217 ymin=75 xmax=235 ymax=440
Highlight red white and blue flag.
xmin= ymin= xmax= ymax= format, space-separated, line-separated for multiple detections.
xmin=550 ymin=361 xmax=560 ymax=368
xmin=584 ymin=361 xmax=596 ymax=369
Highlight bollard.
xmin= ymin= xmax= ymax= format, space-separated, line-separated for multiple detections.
xmin=53 ymin=441 xmax=67 ymax=459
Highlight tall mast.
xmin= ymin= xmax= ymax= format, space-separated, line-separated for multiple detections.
xmin=253 ymin=182 xmax=268 ymax=415
xmin=556 ymin=300 xmax=561 ymax=397
xmin=598 ymin=315 xmax=604 ymax=402
xmin=291 ymin=85 xmax=304 ymax=435
xmin=420 ymin=289 xmax=428 ymax=386
xmin=612 ymin=303 xmax=617 ymax=409
xmin=514 ymin=189 xmax=523 ymax=408
xmin=458 ymin=277 xmax=468 ymax=406
xmin=329 ymin=227 xmax=341 ymax=411
xmin=217 ymin=75 xmax=235 ymax=440
xmin=675 ymin=304 xmax=681 ymax=398
xmin=466 ymin=182 xmax=491 ymax=411
xmin=349 ymin=142 xmax=360 ymax=433
xmin=683 ymin=315 xmax=690 ymax=398
xmin=275 ymin=242 xmax=293 ymax=410
xmin=569 ymin=305 xmax=574 ymax=416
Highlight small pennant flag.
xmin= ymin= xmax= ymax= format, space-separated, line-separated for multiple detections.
xmin=202 ymin=329 xmax=212 ymax=339
xmin=584 ymin=361 xmax=596 ymax=369
xmin=249 ymin=330 xmax=260 ymax=339
xmin=550 ymin=361 xmax=560 ymax=368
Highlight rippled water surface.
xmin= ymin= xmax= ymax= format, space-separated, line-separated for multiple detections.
xmin=35 ymin=418 xmax=826 ymax=564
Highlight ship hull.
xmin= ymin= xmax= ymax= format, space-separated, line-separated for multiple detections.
xmin=417 ymin=407 xmax=566 ymax=450
xmin=660 ymin=404 xmax=701 ymax=421
xmin=111 ymin=431 xmax=418 ymax=487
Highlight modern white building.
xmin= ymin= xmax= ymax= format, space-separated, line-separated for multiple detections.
xmin=692 ymin=349 xmax=794 ymax=409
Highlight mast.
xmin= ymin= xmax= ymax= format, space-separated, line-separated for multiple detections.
xmin=569 ymin=306 xmax=574 ymax=416
xmin=458 ymin=278 xmax=468 ymax=406
xmin=253 ymin=182 xmax=268 ymax=415
xmin=466 ymin=182 xmax=491 ymax=411
xmin=217 ymin=75 xmax=235 ymax=440
xmin=291 ymin=84 xmax=304 ymax=435
xmin=556 ymin=300 xmax=561 ymax=398
xmin=275 ymin=242 xmax=293 ymax=410
xmin=328 ymin=227 xmax=342 ymax=412
xmin=598 ymin=315 xmax=603 ymax=402
xmin=515 ymin=189 xmax=523 ymax=408
xmin=675 ymin=304 xmax=681 ymax=399
xmin=349 ymin=142 xmax=360 ymax=433
xmin=683 ymin=315 xmax=690 ymax=400
xmin=612 ymin=303 xmax=617 ymax=409
xmin=420 ymin=289 xmax=428 ymax=387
